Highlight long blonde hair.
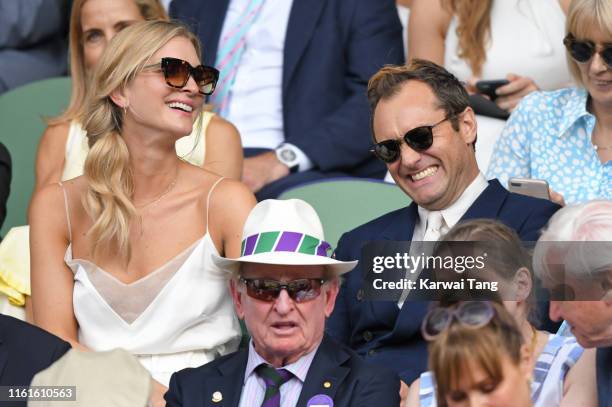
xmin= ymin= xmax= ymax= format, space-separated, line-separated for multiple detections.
xmin=443 ymin=0 xmax=493 ymax=77
xmin=50 ymin=0 xmax=168 ymax=125
xmin=83 ymin=20 xmax=201 ymax=258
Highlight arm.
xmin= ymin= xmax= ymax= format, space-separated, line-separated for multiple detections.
xmin=561 ymin=348 xmax=598 ymax=407
xmin=288 ymin=0 xmax=404 ymax=172
xmin=203 ymin=116 xmax=243 ymax=181
xmin=34 ymin=123 xmax=70 ymax=192
xmin=0 ymin=0 xmax=67 ymax=48
xmin=351 ymin=369 xmax=401 ymax=407
xmin=207 ymin=179 xmax=256 ymax=258
xmin=405 ymin=378 xmax=421 ymax=407
xmin=29 ymin=183 xmax=80 ymax=347
xmin=407 ymin=0 xmax=450 ymax=63
xmin=485 ymin=95 xmax=536 ymax=185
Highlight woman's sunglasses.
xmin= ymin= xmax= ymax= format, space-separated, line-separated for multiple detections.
xmin=145 ymin=57 xmax=219 ymax=95
xmin=563 ymin=33 xmax=612 ymax=69
xmin=239 ymin=277 xmax=327 ymax=303
xmin=421 ymin=301 xmax=495 ymax=341
xmin=370 ymin=116 xmax=452 ymax=163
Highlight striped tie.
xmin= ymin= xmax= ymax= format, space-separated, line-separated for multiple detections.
xmin=209 ymin=0 xmax=266 ymax=117
xmin=256 ymin=364 xmax=293 ymax=407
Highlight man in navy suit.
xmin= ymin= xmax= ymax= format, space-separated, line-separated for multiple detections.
xmin=165 ymin=199 xmax=400 ymax=406
xmin=0 ymin=314 xmax=70 ymax=406
xmin=326 ymin=60 xmax=560 ymax=389
xmin=170 ymin=0 xmax=404 ymax=200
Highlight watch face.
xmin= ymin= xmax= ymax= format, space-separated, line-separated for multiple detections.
xmin=280 ymin=148 xmax=297 ymax=162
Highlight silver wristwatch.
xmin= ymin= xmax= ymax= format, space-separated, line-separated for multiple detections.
xmin=275 ymin=144 xmax=300 ymax=173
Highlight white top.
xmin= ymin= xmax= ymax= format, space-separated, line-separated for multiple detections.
xmin=238 ymin=341 xmax=319 ymax=407
xmin=61 ymin=179 xmax=241 ymax=386
xmin=219 ymin=0 xmax=293 ymax=151
xmin=444 ymin=0 xmax=571 ymax=90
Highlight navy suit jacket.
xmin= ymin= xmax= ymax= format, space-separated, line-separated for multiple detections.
xmin=597 ymin=347 xmax=611 ymax=407
xmin=0 ymin=315 xmax=70 ymax=406
xmin=326 ymin=179 xmax=560 ymax=384
xmin=170 ymin=0 xmax=404 ymax=178
xmin=165 ymin=335 xmax=400 ymax=407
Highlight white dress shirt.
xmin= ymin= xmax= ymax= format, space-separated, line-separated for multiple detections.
xmin=238 ymin=340 xmax=319 ymax=407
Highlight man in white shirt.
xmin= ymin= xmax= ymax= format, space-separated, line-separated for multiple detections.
xmin=326 ymin=59 xmax=561 ymax=386
xmin=165 ymin=199 xmax=400 ymax=406
xmin=170 ymin=0 xmax=405 ymax=199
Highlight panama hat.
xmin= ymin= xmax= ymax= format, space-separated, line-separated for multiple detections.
xmin=212 ymin=199 xmax=357 ymax=275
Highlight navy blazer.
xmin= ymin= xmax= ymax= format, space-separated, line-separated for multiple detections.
xmin=170 ymin=0 xmax=404 ymax=178
xmin=0 ymin=315 xmax=70 ymax=406
xmin=597 ymin=347 xmax=611 ymax=407
xmin=326 ymin=179 xmax=560 ymax=384
xmin=165 ymin=335 xmax=400 ymax=407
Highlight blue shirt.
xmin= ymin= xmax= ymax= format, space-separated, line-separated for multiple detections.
xmin=487 ymin=87 xmax=611 ymax=204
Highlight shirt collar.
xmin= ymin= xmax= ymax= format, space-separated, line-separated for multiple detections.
xmin=244 ymin=340 xmax=320 ymax=384
xmin=417 ymin=172 xmax=489 ymax=229
xmin=557 ymin=88 xmax=594 ymax=137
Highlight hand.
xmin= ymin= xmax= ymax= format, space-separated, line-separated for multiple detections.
xmin=400 ymin=380 xmax=409 ymax=406
xmin=149 ymin=380 xmax=168 ymax=407
xmin=242 ymin=152 xmax=290 ymax=193
xmin=495 ymin=74 xmax=539 ymax=112
xmin=549 ymin=188 xmax=566 ymax=207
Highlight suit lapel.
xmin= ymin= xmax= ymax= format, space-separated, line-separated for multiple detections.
xmin=460 ymin=180 xmax=507 ymax=221
xmin=197 ymin=0 xmax=230 ymax=66
xmin=204 ymin=349 xmax=248 ymax=407
xmin=296 ymin=336 xmax=350 ymax=406
xmin=282 ymin=0 xmax=327 ymax=94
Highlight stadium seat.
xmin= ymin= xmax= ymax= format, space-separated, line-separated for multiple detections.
xmin=278 ymin=178 xmax=410 ymax=249
xmin=0 ymin=77 xmax=71 ymax=236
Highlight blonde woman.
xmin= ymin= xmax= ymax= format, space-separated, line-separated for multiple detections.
xmin=29 ymin=20 xmax=255 ymax=405
xmin=35 ymin=0 xmax=242 ymax=186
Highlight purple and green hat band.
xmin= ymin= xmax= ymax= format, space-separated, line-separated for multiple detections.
xmin=241 ymin=231 xmax=331 ymax=258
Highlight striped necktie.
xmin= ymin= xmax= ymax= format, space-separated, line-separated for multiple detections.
xmin=256 ymin=364 xmax=293 ymax=407
xmin=209 ymin=0 xmax=266 ymax=117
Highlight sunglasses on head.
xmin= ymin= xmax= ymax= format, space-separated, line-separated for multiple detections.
xmin=563 ymin=33 xmax=612 ymax=69
xmin=145 ymin=57 xmax=219 ymax=95
xmin=371 ymin=115 xmax=452 ymax=163
xmin=421 ymin=301 xmax=495 ymax=341
xmin=239 ymin=277 xmax=327 ymax=303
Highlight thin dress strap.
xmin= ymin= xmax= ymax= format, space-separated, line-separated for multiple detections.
xmin=58 ymin=182 xmax=73 ymax=243
xmin=205 ymin=177 xmax=225 ymax=234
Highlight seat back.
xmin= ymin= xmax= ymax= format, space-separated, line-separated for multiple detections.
xmin=0 ymin=77 xmax=72 ymax=235
xmin=278 ymin=178 xmax=410 ymax=249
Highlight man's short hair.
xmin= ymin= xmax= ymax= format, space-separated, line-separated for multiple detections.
xmin=367 ymin=59 xmax=470 ymax=137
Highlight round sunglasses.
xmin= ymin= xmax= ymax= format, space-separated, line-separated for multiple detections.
xmin=239 ymin=277 xmax=327 ymax=303
xmin=145 ymin=57 xmax=219 ymax=95
xmin=563 ymin=33 xmax=612 ymax=69
xmin=421 ymin=301 xmax=495 ymax=341
xmin=371 ymin=116 xmax=452 ymax=163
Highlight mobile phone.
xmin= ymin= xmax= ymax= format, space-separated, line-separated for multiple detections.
xmin=475 ymin=79 xmax=510 ymax=101
xmin=508 ymin=178 xmax=550 ymax=200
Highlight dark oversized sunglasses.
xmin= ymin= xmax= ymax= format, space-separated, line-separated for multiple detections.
xmin=239 ymin=277 xmax=327 ymax=303
xmin=145 ymin=57 xmax=219 ymax=95
xmin=563 ymin=33 xmax=612 ymax=69
xmin=371 ymin=116 xmax=452 ymax=163
xmin=421 ymin=301 xmax=495 ymax=341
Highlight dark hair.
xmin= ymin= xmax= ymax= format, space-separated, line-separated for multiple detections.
xmin=367 ymin=59 xmax=470 ymax=138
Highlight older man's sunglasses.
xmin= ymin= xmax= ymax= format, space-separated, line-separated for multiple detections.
xmin=563 ymin=33 xmax=612 ymax=69
xmin=146 ymin=57 xmax=219 ymax=95
xmin=371 ymin=116 xmax=451 ymax=163
xmin=239 ymin=277 xmax=327 ymax=303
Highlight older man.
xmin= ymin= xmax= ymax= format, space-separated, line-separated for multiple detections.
xmin=535 ymin=200 xmax=612 ymax=407
xmin=165 ymin=199 xmax=400 ymax=407
xmin=326 ymin=60 xmax=561 ymax=385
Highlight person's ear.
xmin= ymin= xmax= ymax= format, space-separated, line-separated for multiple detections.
xmin=513 ymin=267 xmax=533 ymax=303
xmin=602 ymin=269 xmax=612 ymax=305
xmin=324 ymin=278 xmax=340 ymax=318
xmin=458 ymin=106 xmax=477 ymax=145
xmin=229 ymin=279 xmax=246 ymax=319
xmin=109 ymin=86 xmax=129 ymax=110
